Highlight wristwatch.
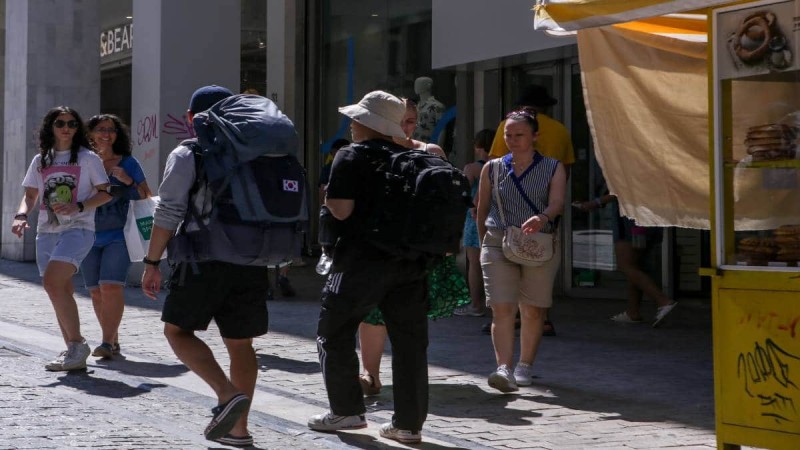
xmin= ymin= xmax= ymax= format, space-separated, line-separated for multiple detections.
xmin=142 ymin=257 xmax=161 ymax=267
xmin=77 ymin=202 xmax=85 ymax=212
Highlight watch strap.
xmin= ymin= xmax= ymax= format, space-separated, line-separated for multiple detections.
xmin=142 ymin=257 xmax=161 ymax=266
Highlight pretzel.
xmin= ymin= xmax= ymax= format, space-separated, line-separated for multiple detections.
xmin=734 ymin=12 xmax=773 ymax=63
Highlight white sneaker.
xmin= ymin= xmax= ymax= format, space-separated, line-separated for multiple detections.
xmin=379 ymin=422 xmax=421 ymax=444
xmin=488 ymin=364 xmax=519 ymax=393
xmin=513 ymin=362 xmax=533 ymax=386
xmin=307 ymin=411 xmax=367 ymax=431
xmin=46 ymin=341 xmax=90 ymax=371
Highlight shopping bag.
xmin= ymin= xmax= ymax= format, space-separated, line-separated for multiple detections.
xmin=124 ymin=196 xmax=166 ymax=262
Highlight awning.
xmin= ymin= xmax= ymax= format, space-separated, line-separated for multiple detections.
xmin=534 ymin=0 xmax=732 ymax=32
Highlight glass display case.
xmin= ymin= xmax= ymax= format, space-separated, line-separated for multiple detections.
xmin=714 ymin=0 xmax=800 ymax=271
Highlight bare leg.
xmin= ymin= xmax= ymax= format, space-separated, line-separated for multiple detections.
xmin=518 ymin=304 xmax=545 ymax=365
xmin=224 ymin=337 xmax=257 ymax=437
xmin=96 ymin=284 xmax=125 ymax=344
xmin=616 ymin=241 xmax=672 ymax=317
xmin=491 ymin=303 xmax=518 ymax=367
xmin=42 ymin=261 xmax=83 ymax=344
xmin=358 ymin=322 xmax=387 ymax=388
xmin=163 ymin=324 xmax=240 ymax=403
xmin=465 ymin=247 xmax=485 ymax=311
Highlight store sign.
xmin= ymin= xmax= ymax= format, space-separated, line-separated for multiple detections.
xmin=100 ymin=23 xmax=133 ymax=59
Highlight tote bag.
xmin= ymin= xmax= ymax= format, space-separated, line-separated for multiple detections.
xmin=124 ymin=196 xmax=166 ymax=262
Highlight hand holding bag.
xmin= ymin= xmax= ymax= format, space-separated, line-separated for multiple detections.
xmin=124 ymin=196 xmax=167 ymax=262
xmin=491 ymin=160 xmax=556 ymax=267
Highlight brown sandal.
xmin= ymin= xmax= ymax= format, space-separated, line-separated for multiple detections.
xmin=359 ymin=373 xmax=381 ymax=396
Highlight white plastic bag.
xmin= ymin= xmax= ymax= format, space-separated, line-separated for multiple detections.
xmin=124 ymin=196 xmax=166 ymax=262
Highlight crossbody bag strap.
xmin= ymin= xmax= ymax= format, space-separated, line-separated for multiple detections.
xmin=491 ymin=159 xmax=508 ymax=227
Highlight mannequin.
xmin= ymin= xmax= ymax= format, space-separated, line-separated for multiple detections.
xmin=412 ymin=77 xmax=445 ymax=142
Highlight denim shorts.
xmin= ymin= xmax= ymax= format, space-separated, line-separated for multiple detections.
xmin=36 ymin=229 xmax=95 ymax=276
xmin=81 ymin=239 xmax=132 ymax=288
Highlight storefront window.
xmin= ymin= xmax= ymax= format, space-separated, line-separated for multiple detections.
xmin=319 ymin=1 xmax=456 ymax=161
xmin=715 ymin=0 xmax=800 ymax=269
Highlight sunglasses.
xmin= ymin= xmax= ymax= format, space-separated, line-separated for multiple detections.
xmin=506 ymin=108 xmax=537 ymax=119
xmin=54 ymin=120 xmax=79 ymax=129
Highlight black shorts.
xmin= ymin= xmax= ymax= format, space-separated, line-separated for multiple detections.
xmin=162 ymin=261 xmax=270 ymax=339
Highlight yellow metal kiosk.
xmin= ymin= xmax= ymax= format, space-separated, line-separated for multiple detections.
xmin=536 ymin=0 xmax=800 ymax=448
xmin=709 ymin=1 xmax=800 ymax=448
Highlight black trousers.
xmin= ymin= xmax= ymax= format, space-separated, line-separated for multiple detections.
xmin=316 ymin=242 xmax=429 ymax=432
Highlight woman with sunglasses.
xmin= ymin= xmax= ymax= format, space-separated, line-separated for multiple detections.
xmin=80 ymin=114 xmax=152 ymax=359
xmin=11 ymin=106 xmax=111 ymax=371
xmin=477 ymin=109 xmax=566 ymax=392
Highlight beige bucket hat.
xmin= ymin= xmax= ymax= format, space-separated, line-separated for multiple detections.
xmin=338 ymin=90 xmax=406 ymax=139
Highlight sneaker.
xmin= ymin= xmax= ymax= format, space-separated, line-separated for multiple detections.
xmin=379 ymin=422 xmax=421 ymax=444
xmin=204 ymin=393 xmax=251 ymax=440
xmin=653 ymin=302 xmax=678 ymax=328
xmin=278 ymin=276 xmax=296 ymax=297
xmin=610 ymin=311 xmax=643 ymax=323
xmin=513 ymin=362 xmax=533 ymax=386
xmin=307 ymin=412 xmax=367 ymax=431
xmin=454 ymin=305 xmax=485 ymax=317
xmin=92 ymin=342 xmax=114 ymax=359
xmin=45 ymin=341 xmax=90 ymax=371
xmin=210 ymin=433 xmax=254 ymax=448
xmin=488 ymin=364 xmax=518 ymax=393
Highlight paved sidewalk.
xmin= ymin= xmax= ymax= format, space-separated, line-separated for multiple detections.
xmin=0 ymin=258 xmax=729 ymax=449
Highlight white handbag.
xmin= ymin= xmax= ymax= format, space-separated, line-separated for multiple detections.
xmin=123 ymin=196 xmax=166 ymax=262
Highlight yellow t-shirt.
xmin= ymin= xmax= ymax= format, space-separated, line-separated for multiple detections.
xmin=488 ymin=113 xmax=575 ymax=165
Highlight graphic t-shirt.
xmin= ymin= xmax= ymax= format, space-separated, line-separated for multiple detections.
xmin=22 ymin=147 xmax=108 ymax=233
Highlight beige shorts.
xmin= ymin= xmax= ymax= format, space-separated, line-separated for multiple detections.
xmin=480 ymin=228 xmax=561 ymax=308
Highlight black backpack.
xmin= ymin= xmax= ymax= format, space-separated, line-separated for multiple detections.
xmin=359 ymin=141 xmax=472 ymax=258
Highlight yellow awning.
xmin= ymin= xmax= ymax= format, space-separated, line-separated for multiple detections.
xmin=534 ymin=0 xmax=732 ymax=32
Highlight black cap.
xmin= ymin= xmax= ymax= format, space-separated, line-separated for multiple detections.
xmin=515 ymin=85 xmax=557 ymax=108
xmin=188 ymin=85 xmax=234 ymax=114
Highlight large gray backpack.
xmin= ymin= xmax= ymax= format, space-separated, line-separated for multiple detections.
xmin=168 ymin=95 xmax=308 ymax=267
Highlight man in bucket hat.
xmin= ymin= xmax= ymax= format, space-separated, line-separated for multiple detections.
xmin=308 ymin=90 xmax=429 ymax=444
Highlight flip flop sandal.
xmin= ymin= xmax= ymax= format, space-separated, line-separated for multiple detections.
xmin=204 ymin=393 xmax=251 ymax=440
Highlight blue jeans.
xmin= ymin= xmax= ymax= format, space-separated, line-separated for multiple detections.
xmin=36 ymin=229 xmax=95 ymax=276
xmin=81 ymin=239 xmax=132 ymax=288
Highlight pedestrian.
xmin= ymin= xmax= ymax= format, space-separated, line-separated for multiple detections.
xmin=12 ymin=106 xmax=111 ymax=371
xmin=318 ymin=138 xmax=350 ymax=203
xmin=356 ymin=98 xmax=469 ymax=397
xmin=482 ymin=84 xmax=575 ymax=336
xmin=477 ymin=109 xmax=566 ymax=392
xmin=308 ymin=90 xmax=430 ymax=444
xmin=81 ymin=114 xmax=152 ymax=359
xmin=454 ymin=129 xmax=494 ymax=317
xmin=141 ymin=85 xmax=273 ymax=448
xmin=574 ymin=194 xmax=677 ymax=327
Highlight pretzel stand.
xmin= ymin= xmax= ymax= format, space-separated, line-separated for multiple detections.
xmin=708 ymin=1 xmax=800 ymax=448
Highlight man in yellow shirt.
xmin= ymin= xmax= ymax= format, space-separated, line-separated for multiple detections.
xmin=484 ymin=85 xmax=575 ymax=337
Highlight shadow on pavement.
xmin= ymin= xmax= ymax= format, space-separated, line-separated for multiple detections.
xmin=43 ymin=370 xmax=165 ymax=398
xmin=257 ymin=353 xmax=319 ymax=375
xmin=94 ymin=356 xmax=189 ymax=378
xmin=334 ymin=432 xmax=472 ymax=449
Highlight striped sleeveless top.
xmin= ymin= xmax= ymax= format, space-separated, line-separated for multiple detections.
xmin=485 ymin=153 xmax=559 ymax=234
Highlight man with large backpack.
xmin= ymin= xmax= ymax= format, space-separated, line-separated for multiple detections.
xmin=142 ymin=85 xmax=305 ymax=447
xmin=308 ymin=90 xmax=470 ymax=444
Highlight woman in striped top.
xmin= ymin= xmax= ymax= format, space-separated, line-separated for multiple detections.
xmin=476 ymin=109 xmax=567 ymax=393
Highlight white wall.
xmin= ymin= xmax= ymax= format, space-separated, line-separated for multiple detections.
xmin=432 ymin=0 xmax=575 ymax=68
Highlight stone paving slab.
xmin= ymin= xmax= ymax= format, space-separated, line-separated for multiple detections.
xmin=0 ymin=258 xmax=763 ymax=449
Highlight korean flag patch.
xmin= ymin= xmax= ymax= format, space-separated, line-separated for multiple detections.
xmin=283 ymin=179 xmax=299 ymax=192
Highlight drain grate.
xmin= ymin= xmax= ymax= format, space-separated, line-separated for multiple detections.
xmin=0 ymin=346 xmax=29 ymax=357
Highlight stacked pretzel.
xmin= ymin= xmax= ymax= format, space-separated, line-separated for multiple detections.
xmin=745 ymin=123 xmax=797 ymax=161
xmin=773 ymin=225 xmax=800 ymax=263
xmin=737 ymin=236 xmax=778 ymax=265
